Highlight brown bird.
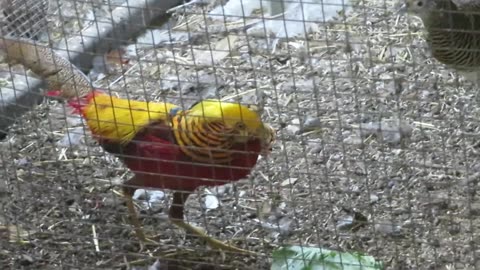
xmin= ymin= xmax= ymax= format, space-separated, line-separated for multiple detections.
xmin=401 ymin=0 xmax=480 ymax=83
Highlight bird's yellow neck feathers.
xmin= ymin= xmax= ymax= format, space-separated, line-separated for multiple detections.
xmin=79 ymin=94 xmax=264 ymax=152
xmin=80 ymin=92 xmax=177 ymax=144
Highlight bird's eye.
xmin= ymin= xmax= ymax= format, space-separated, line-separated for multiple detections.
xmin=416 ymin=1 xmax=423 ymax=7
xmin=235 ymin=122 xmax=246 ymax=130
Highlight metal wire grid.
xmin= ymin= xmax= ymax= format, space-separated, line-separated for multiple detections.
xmin=0 ymin=0 xmax=49 ymax=39
xmin=1 ymin=0 xmax=480 ymax=269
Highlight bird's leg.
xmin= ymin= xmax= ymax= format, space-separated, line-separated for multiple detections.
xmin=169 ymin=191 xmax=256 ymax=255
xmin=124 ymin=193 xmax=147 ymax=242
xmin=122 ymin=184 xmax=158 ymax=248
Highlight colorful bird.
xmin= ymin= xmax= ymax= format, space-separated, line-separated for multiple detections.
xmin=401 ymin=0 xmax=480 ymax=83
xmin=50 ymin=90 xmax=275 ymax=254
xmin=0 ymin=36 xmax=275 ymax=254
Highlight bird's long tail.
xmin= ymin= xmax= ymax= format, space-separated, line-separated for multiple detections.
xmin=0 ymin=36 xmax=93 ymax=99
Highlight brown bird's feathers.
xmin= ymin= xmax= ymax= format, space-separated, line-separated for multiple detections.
xmin=451 ymin=0 xmax=480 ymax=9
xmin=404 ymin=0 xmax=480 ymax=83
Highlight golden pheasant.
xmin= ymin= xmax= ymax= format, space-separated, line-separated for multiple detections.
xmin=64 ymin=91 xmax=274 ymax=254
xmin=0 ymin=36 xmax=275 ymax=254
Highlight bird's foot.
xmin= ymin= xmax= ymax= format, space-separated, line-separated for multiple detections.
xmin=131 ymin=225 xmax=160 ymax=251
xmin=171 ymin=219 xmax=257 ymax=256
xmin=137 ymin=237 xmax=159 ymax=252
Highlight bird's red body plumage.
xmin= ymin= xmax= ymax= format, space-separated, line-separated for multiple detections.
xmin=122 ymin=135 xmax=260 ymax=191
xmin=99 ymin=121 xmax=261 ymax=192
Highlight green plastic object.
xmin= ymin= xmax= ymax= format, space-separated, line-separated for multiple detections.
xmin=271 ymin=246 xmax=384 ymax=270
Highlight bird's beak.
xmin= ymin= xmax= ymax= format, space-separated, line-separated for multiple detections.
xmin=258 ymin=123 xmax=275 ymax=156
xmin=233 ymin=129 xmax=250 ymax=143
xmin=239 ymin=129 xmax=249 ymax=138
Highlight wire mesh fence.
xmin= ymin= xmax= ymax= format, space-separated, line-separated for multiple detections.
xmin=1 ymin=0 xmax=480 ymax=269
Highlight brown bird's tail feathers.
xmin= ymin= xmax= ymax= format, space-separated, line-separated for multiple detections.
xmin=0 ymin=36 xmax=93 ymax=99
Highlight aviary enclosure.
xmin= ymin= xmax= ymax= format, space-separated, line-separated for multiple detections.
xmin=1 ymin=0 xmax=478 ymax=269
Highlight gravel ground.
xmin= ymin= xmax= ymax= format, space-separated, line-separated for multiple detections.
xmin=2 ymin=0 xmax=480 ymax=269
